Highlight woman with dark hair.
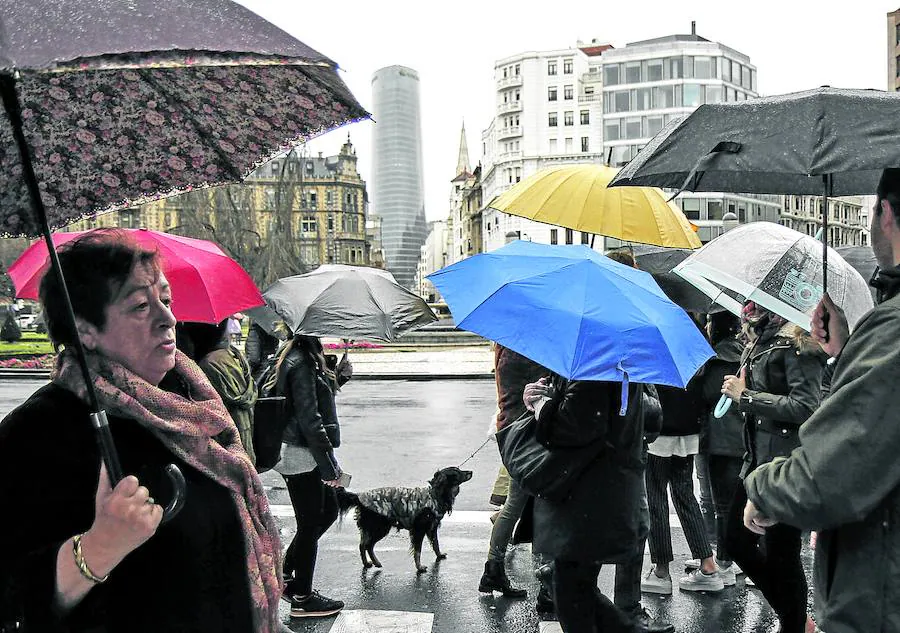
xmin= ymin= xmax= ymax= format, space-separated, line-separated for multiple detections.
xmin=722 ymin=301 xmax=825 ymax=633
xmin=269 ymin=333 xmax=351 ymax=618
xmin=179 ymin=320 xmax=258 ymax=465
xmin=0 ymin=229 xmax=282 ymax=633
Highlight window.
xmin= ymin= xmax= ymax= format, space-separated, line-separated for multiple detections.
xmin=625 ymin=117 xmax=642 ymax=139
xmin=515 ymin=167 xmax=521 ymax=183
xmin=683 ymin=84 xmax=702 ymax=107
xmin=565 ymin=228 xmax=574 ymax=245
xmin=548 ymin=60 xmax=557 ymax=75
xmin=308 ymin=191 xmax=317 ymax=208
xmin=694 ymin=56 xmax=713 ymax=79
xmin=581 ymin=137 xmax=590 ymax=152
xmin=652 ymin=86 xmax=674 ymax=109
xmin=548 ymin=86 xmax=557 ymax=101
xmin=326 ymin=190 xmax=333 ymax=205
xmin=635 ymin=87 xmax=652 ymax=111
xmin=270 ymin=161 xmax=280 ymax=175
xmin=563 ymin=58 xmax=573 ymax=74
xmin=732 ymin=62 xmax=742 ymax=87
xmin=721 ymin=58 xmax=732 ymax=83
xmin=683 ymin=56 xmax=694 ymax=78
xmin=705 ymin=85 xmax=723 ymax=104
xmin=503 ymin=68 xmax=508 ymax=79
xmin=580 ymin=110 xmax=590 ymax=125
xmin=349 ymin=249 xmax=357 ymax=263
xmin=645 ymin=116 xmax=664 ymax=137
xmin=327 ymin=216 xmax=334 ymax=231
xmin=603 ymin=64 xmax=620 ymax=86
xmin=119 ymin=209 xmax=140 ymax=228
xmin=163 ymin=212 xmax=171 ymax=227
xmin=614 ymin=90 xmax=630 ymax=112
xmin=548 ymin=112 xmax=558 ymax=126
xmin=301 ymin=215 xmax=316 ymax=233
xmin=645 ymin=58 xmax=664 ymax=81
xmin=604 ymin=122 xmax=620 ymax=141
xmin=584 ymin=85 xmax=595 ymax=97
xmin=515 ymin=89 xmax=521 ymax=101
xmin=564 ymin=111 xmax=574 ymax=126
xmin=681 ymin=197 xmax=701 ymax=220
xmin=707 ymin=200 xmax=723 ymax=221
xmin=515 ymin=64 xmax=520 ymax=75
xmin=581 ymin=231 xmax=591 ymax=245
xmin=624 ymin=62 xmax=641 ymax=83
xmin=669 ymin=57 xmax=683 ymax=79
xmin=564 ymin=85 xmax=573 ymax=100
xmin=742 ymin=67 xmax=752 ymax=90
xmin=565 ymin=137 xmax=573 ymax=153
xmin=549 ymin=138 xmax=558 ymax=153
xmin=264 ymin=189 xmax=277 ymax=209
xmin=550 ymin=229 xmax=558 ymax=245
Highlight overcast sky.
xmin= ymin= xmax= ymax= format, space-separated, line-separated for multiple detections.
xmin=238 ymin=0 xmax=896 ymax=221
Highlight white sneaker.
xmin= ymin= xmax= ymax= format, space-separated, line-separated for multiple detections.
xmin=641 ymin=568 xmax=673 ymax=595
xmin=679 ymin=568 xmax=725 ymax=592
xmin=745 ymin=574 xmax=756 ymax=587
xmin=718 ymin=565 xmax=736 ymax=586
xmin=686 ymin=558 xmax=743 ymax=576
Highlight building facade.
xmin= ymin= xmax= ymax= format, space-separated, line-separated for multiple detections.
xmin=599 ymin=27 xmax=779 ymax=243
xmin=415 ymin=220 xmax=449 ymax=302
xmin=370 ymin=65 xmax=428 ymax=289
xmin=480 ymin=42 xmax=609 ymax=252
xmin=779 ymin=195 xmax=869 ymax=247
xmin=889 ymin=9 xmax=900 ymax=91
xmin=447 ymin=123 xmax=485 ymax=263
xmin=68 ymin=138 xmax=372 ymax=274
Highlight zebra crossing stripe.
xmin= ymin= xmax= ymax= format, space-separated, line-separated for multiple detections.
xmin=329 ymin=609 xmax=434 ymax=633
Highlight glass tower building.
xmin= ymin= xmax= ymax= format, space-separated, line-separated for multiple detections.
xmin=370 ymin=65 xmax=428 ymax=290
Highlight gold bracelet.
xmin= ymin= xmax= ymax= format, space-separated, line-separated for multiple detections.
xmin=72 ymin=534 xmax=109 ymax=584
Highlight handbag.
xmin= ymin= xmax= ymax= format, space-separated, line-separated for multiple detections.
xmin=495 ymin=411 xmax=605 ymax=502
xmin=252 ymin=360 xmax=288 ymax=473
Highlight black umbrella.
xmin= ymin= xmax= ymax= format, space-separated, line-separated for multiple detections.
xmin=629 ymin=244 xmax=733 ymax=314
xmin=609 ymin=87 xmax=900 ymax=321
xmin=0 ymin=0 xmax=368 ymax=522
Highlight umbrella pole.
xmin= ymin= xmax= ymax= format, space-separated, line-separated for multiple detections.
xmin=1 ymin=77 xmax=186 ymax=521
xmin=821 ymin=174 xmax=833 ymax=341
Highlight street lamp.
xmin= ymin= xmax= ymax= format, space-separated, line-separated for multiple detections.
xmin=722 ymin=211 xmax=739 ymax=233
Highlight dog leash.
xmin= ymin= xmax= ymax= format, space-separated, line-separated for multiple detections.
xmin=458 ymin=437 xmax=493 ymax=468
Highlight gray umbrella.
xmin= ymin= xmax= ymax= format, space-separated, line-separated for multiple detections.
xmin=263 ymin=265 xmax=438 ymax=342
xmin=609 ymin=87 xmax=900 ymax=304
xmin=629 ymin=244 xmax=730 ymax=314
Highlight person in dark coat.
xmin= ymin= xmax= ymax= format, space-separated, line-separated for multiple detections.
xmin=269 ymin=334 xmax=351 ymax=619
xmin=245 ymin=321 xmax=280 ymax=381
xmin=479 ymin=344 xmax=547 ymax=600
xmin=0 ymin=230 xmax=282 ymax=633
xmin=721 ymin=302 xmax=825 ymax=633
xmin=743 ymin=168 xmax=900 ymax=633
xmin=524 ymin=374 xmax=659 ymax=633
xmin=693 ymin=311 xmax=745 ymax=575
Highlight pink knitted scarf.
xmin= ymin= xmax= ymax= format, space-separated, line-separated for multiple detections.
xmin=52 ymin=349 xmax=283 ymax=632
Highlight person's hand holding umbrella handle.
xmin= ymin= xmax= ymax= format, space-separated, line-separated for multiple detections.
xmin=55 ymin=463 xmax=163 ymax=610
xmin=716 ymin=366 xmax=747 ymax=418
xmin=812 ymin=293 xmax=849 ymax=359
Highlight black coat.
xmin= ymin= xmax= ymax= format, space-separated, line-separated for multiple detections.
xmin=739 ymin=323 xmax=826 ymax=468
xmin=0 ymin=383 xmax=253 ymax=633
xmin=276 ymin=347 xmax=341 ymax=480
xmin=532 ymin=378 xmax=657 ymax=564
xmin=697 ymin=336 xmax=745 ymax=458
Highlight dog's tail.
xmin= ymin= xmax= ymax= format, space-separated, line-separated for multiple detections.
xmin=335 ymin=488 xmax=361 ymax=518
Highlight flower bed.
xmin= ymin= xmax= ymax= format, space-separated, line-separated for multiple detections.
xmin=0 ymin=354 xmax=56 ymax=369
xmin=324 ymin=341 xmax=383 ymax=350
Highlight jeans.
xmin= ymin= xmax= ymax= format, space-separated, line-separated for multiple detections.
xmin=553 ymin=560 xmax=635 ymax=633
xmin=282 ymin=468 xmax=338 ymax=595
xmin=488 ymin=477 xmax=530 ymax=561
xmin=646 ymin=454 xmax=713 ymax=564
xmin=708 ymin=455 xmax=743 ymax=563
xmin=695 ymin=453 xmax=718 ymax=544
xmin=726 ymin=481 xmax=807 ymax=633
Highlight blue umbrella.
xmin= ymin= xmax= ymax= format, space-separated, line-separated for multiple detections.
xmin=427 ymin=241 xmax=714 ymax=412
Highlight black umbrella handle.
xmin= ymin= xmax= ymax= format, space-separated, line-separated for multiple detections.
xmin=92 ymin=412 xmax=186 ymax=523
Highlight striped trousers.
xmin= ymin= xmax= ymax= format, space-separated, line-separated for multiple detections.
xmin=646 ymin=453 xmax=713 ymax=564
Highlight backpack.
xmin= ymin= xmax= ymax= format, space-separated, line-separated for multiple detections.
xmin=251 ymin=358 xmax=288 ymax=473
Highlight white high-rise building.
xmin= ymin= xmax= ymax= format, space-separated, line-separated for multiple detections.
xmin=599 ymin=26 xmax=781 ymax=243
xmin=481 ymin=42 xmax=610 ymax=252
xmin=415 ymin=220 xmax=449 ymax=301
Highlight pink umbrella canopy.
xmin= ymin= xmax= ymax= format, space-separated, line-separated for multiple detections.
xmin=9 ymin=228 xmax=264 ymax=323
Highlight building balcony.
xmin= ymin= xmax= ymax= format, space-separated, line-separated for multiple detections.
xmin=497 ymin=125 xmax=522 ymax=140
xmin=496 ymin=151 xmax=523 ymax=161
xmin=497 ymin=101 xmax=523 ymax=115
xmin=497 ymin=75 xmax=523 ymax=89
xmin=579 ymin=94 xmax=601 ymax=103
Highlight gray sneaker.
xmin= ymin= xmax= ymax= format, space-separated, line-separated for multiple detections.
xmin=641 ymin=568 xmax=673 ymax=595
xmin=679 ymin=568 xmax=725 ymax=592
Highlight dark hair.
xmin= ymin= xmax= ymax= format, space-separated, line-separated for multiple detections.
xmin=177 ymin=320 xmax=229 ymax=361
xmin=877 ymin=168 xmax=900 ymax=227
xmin=39 ymin=229 xmax=160 ymax=350
xmin=605 ymin=248 xmax=637 ymax=269
xmin=707 ymin=311 xmax=740 ymax=346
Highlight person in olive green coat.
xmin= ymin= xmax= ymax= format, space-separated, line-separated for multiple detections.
xmin=744 ymin=168 xmax=900 ymax=633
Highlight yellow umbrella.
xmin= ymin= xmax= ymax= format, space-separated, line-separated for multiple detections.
xmin=489 ymin=164 xmax=702 ymax=249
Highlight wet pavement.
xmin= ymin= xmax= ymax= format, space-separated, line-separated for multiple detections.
xmin=0 ymin=379 xmax=815 ymax=633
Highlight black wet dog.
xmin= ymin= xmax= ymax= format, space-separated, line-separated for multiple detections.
xmin=336 ymin=467 xmax=474 ymax=574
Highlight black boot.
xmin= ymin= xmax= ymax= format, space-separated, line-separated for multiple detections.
xmin=535 ymin=586 xmax=555 ymax=615
xmin=478 ymin=560 xmax=527 ymax=598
